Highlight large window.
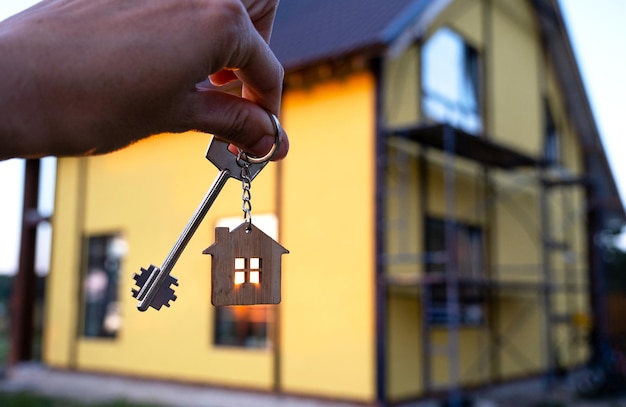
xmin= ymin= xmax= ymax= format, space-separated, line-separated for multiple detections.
xmin=212 ymin=215 xmax=277 ymax=349
xmin=424 ymin=217 xmax=485 ymax=325
xmin=422 ymin=27 xmax=482 ymax=135
xmin=81 ymin=233 xmax=126 ymax=338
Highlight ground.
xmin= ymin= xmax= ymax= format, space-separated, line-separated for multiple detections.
xmin=1 ymin=363 xmax=626 ymax=407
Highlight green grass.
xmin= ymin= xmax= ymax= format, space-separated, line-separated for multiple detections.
xmin=0 ymin=392 xmax=161 ymax=407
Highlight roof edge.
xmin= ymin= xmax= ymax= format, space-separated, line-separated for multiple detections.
xmin=386 ymin=0 xmax=453 ymax=58
xmin=533 ymin=0 xmax=625 ymax=219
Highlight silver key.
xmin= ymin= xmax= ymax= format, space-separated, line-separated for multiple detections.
xmin=131 ymin=138 xmax=270 ymax=311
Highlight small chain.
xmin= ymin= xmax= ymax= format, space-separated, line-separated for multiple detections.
xmin=239 ymin=157 xmax=253 ymax=232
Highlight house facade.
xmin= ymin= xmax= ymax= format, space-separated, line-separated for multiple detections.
xmin=44 ymin=0 xmax=623 ymax=404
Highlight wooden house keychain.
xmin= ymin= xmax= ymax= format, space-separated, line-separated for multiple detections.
xmin=132 ymin=112 xmax=288 ymax=311
xmin=203 ymin=155 xmax=288 ymax=306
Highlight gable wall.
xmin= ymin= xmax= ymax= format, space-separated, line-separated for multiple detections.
xmin=382 ymin=0 xmax=590 ymax=400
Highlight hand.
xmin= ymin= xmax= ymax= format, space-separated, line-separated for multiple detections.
xmin=0 ymin=0 xmax=289 ymax=160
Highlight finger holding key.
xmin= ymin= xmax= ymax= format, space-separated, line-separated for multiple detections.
xmin=188 ymin=89 xmax=289 ymax=161
xmin=0 ymin=0 xmax=288 ymax=160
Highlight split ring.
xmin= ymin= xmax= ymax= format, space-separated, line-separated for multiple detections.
xmin=238 ymin=110 xmax=282 ymax=165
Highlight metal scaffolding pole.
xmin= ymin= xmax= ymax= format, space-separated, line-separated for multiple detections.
xmin=443 ymin=125 xmax=462 ymax=406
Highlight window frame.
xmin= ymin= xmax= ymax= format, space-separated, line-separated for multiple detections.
xmin=79 ymin=232 xmax=126 ymax=339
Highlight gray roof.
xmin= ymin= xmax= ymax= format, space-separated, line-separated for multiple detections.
xmin=271 ymin=0 xmax=431 ymax=70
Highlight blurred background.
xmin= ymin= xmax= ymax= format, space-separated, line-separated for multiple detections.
xmin=0 ymin=1 xmax=625 ymax=406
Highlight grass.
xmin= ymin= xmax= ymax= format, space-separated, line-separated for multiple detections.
xmin=0 ymin=392 xmax=161 ymax=407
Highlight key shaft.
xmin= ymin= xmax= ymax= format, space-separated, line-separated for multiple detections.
xmin=133 ymin=137 xmax=272 ymax=311
xmin=136 ymin=169 xmax=231 ymax=311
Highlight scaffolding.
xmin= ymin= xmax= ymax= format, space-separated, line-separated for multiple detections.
xmin=383 ymin=123 xmax=590 ymax=403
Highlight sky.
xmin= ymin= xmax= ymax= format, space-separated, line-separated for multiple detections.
xmin=0 ymin=0 xmax=625 ymax=273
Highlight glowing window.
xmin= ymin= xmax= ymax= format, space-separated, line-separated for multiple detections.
xmin=233 ymin=257 xmax=261 ymax=285
xmin=234 ymin=271 xmax=246 ymax=285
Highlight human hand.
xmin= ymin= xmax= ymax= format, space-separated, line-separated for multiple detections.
xmin=0 ymin=0 xmax=289 ymax=160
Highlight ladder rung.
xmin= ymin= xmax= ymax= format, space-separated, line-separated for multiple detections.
xmin=551 ymin=314 xmax=571 ymax=324
xmin=544 ymin=240 xmax=569 ymax=251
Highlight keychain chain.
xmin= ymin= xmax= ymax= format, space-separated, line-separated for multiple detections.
xmin=238 ymin=153 xmax=253 ymax=232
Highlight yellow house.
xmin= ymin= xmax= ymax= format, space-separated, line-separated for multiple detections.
xmin=44 ymin=0 xmax=624 ymax=405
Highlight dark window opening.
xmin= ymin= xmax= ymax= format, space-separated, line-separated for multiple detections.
xmin=424 ymin=217 xmax=485 ymax=326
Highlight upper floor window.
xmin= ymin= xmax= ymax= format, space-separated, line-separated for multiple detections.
xmin=81 ymin=233 xmax=127 ymax=338
xmin=422 ymin=28 xmax=482 ymax=135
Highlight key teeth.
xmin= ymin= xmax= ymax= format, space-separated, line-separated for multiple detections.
xmin=131 ymin=265 xmax=159 ymax=299
xmin=131 ymin=264 xmax=178 ymax=309
xmin=132 ymin=265 xmax=157 ymax=285
xmin=148 ymin=275 xmax=178 ymax=310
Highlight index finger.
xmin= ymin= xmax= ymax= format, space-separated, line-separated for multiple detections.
xmin=234 ymin=30 xmax=284 ymax=115
xmin=240 ymin=0 xmax=280 ymax=43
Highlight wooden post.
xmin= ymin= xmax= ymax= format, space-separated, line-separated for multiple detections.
xmin=10 ymin=159 xmax=41 ymax=365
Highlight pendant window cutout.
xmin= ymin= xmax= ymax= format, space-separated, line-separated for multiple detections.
xmin=234 ymin=257 xmax=261 ymax=285
xmin=204 ymin=222 xmax=288 ymax=306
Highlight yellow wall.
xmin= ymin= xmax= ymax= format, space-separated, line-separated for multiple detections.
xmin=280 ymin=73 xmax=376 ymax=402
xmin=47 ymin=131 xmax=278 ymax=389
xmin=384 ymin=44 xmax=421 ymax=128
xmin=385 ymin=143 xmax=424 ymax=277
xmin=387 ymin=291 xmax=422 ymax=399
xmin=47 ymin=72 xmax=377 ymax=402
xmin=490 ymin=0 xmax=542 ymax=153
xmin=45 ymin=158 xmax=85 ymax=367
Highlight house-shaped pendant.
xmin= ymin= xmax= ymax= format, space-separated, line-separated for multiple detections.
xmin=203 ymin=223 xmax=289 ymax=306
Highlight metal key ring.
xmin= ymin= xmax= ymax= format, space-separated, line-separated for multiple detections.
xmin=237 ymin=110 xmax=282 ymax=165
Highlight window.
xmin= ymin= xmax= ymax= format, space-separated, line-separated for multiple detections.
xmin=81 ymin=233 xmax=126 ymax=338
xmin=543 ymin=102 xmax=560 ymax=166
xmin=422 ymin=27 xmax=482 ymax=135
xmin=213 ymin=215 xmax=278 ymax=349
xmin=424 ymin=218 xmax=485 ymax=325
